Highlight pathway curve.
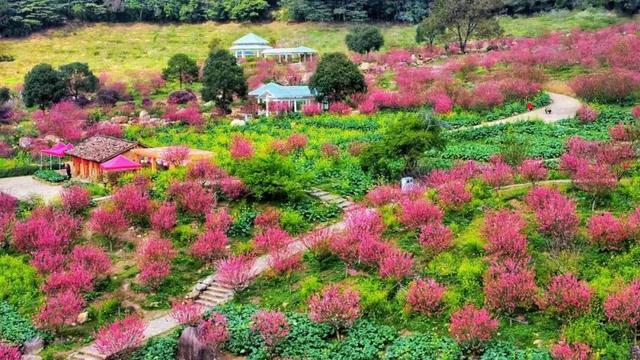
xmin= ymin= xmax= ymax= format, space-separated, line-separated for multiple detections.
xmin=68 ymin=191 xmax=353 ymax=360
xmin=456 ymin=92 xmax=581 ymax=131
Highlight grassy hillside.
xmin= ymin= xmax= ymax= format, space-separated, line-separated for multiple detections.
xmin=0 ymin=9 xmax=630 ymax=86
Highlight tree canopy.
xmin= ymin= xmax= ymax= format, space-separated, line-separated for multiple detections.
xmin=309 ymin=53 xmax=366 ymax=103
xmin=163 ymin=53 xmax=199 ymax=89
xmin=58 ymin=62 xmax=98 ymax=99
xmin=201 ymin=49 xmax=247 ymax=113
xmin=345 ymin=25 xmax=385 ymax=54
xmin=23 ymin=63 xmax=66 ymax=109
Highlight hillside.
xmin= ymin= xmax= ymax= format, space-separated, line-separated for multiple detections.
xmin=0 ymin=9 xmax=628 ymax=86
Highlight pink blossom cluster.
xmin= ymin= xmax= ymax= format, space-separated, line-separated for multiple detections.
xmin=137 ymin=236 xmax=176 ymax=288
xmin=406 ymin=278 xmax=446 ymax=316
xmin=524 ymin=187 xmax=579 ymax=250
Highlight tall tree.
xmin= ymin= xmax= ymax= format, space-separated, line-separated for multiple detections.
xmin=416 ymin=15 xmax=445 ymax=47
xmin=309 ymin=52 xmax=366 ymax=103
xmin=163 ymin=53 xmax=199 ymax=89
xmin=345 ymin=24 xmax=384 ymax=54
xmin=429 ymin=0 xmax=503 ymax=54
xmin=58 ymin=62 xmax=99 ymax=99
xmin=201 ymin=49 xmax=247 ymax=113
xmin=23 ymin=63 xmax=66 ymax=109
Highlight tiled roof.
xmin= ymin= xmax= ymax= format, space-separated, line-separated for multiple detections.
xmin=66 ymin=136 xmax=138 ymax=163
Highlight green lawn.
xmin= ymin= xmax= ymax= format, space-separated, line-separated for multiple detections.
xmin=0 ymin=9 xmax=631 ymax=86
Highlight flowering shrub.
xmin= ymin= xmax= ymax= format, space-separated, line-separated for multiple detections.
xmin=570 ymin=70 xmax=640 ymax=103
xmin=604 ymin=279 xmax=640 ymax=332
xmin=525 ymin=187 xmax=579 ymax=250
xmin=543 ymin=273 xmax=592 ymax=319
xmin=69 ymin=245 xmax=111 ymax=279
xmin=254 ymin=207 xmax=281 ymax=230
xmin=253 ymin=226 xmax=291 ymax=253
xmin=268 ymin=251 xmax=302 ymax=275
xmin=609 ymin=123 xmax=629 ymax=141
xmin=196 ymin=312 xmax=229 ymax=353
xmin=251 ymin=310 xmax=290 ymax=348
xmin=518 ymin=159 xmax=548 ymax=183
xmin=13 ymin=207 xmax=80 ymax=254
xmin=113 ymin=183 xmax=151 ymax=221
xmin=162 ymin=146 xmax=190 ymax=167
xmin=309 ymin=285 xmax=360 ymax=337
xmin=37 ymin=290 xmax=85 ymax=331
xmin=188 ymin=160 xmax=227 ymax=182
xmin=587 ymin=212 xmax=630 ymax=250
xmin=379 ymin=250 xmax=413 ymax=282
xmin=0 ymin=192 xmax=17 ymax=215
xmin=302 ymin=102 xmax=323 ymax=116
xmin=550 ymin=341 xmax=591 ymax=360
xmin=33 ymin=101 xmax=86 ymax=142
xmin=576 ymin=105 xmax=599 ymax=123
xmin=170 ymin=300 xmax=204 ymax=326
xmin=94 ymin=316 xmax=145 ymax=356
xmin=206 ymin=208 xmax=233 ymax=233
xmin=43 ymin=267 xmax=93 ymax=294
xmin=632 ymin=106 xmax=640 ymax=120
xmin=191 ymin=229 xmax=228 ymax=263
xmin=436 ymin=181 xmax=472 ymax=208
xmin=0 ymin=344 xmax=21 ymax=360
xmin=30 ymin=249 xmax=66 ymax=274
xmin=328 ymin=102 xmax=351 ymax=115
xmin=137 ymin=237 xmax=176 ymax=288
xmin=214 ymin=255 xmax=254 ymax=290
xmin=167 ymin=181 xmax=215 ymax=216
xmin=573 ymin=162 xmax=618 ymax=196
xmin=88 ymin=207 xmax=129 ymax=242
xmin=480 ymin=158 xmax=514 ymax=188
xmin=398 ymin=199 xmax=443 ymax=229
xmin=448 ymin=304 xmax=498 ymax=348
xmin=60 ymin=185 xmax=91 ymax=214
xmin=482 ymin=209 xmax=528 ymax=261
xmin=86 ymin=121 xmax=123 ymax=138
xmin=150 ymin=202 xmax=177 ymax=233
xmin=218 ymin=176 xmax=246 ymax=199
xmin=344 ymin=208 xmax=386 ymax=240
xmin=321 ymin=143 xmax=340 ymax=158
xmin=418 ymin=222 xmax=453 ymax=255
xmin=230 ymin=135 xmax=254 ymax=160
xmin=406 ymin=278 xmax=446 ymax=316
xmin=365 ymin=185 xmax=400 ymax=206
xmin=484 ymin=261 xmax=538 ymax=315
xmin=287 ymin=133 xmax=308 ymax=151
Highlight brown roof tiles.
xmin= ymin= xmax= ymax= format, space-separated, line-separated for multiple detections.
xmin=66 ymin=136 xmax=138 ymax=163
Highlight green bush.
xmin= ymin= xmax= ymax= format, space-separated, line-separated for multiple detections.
xmin=87 ymin=298 xmax=123 ymax=328
xmin=384 ymin=333 xmax=462 ymax=360
xmin=328 ymin=320 xmax=396 ymax=360
xmin=33 ymin=169 xmax=67 ymax=183
xmin=0 ymin=255 xmax=43 ymax=316
xmin=0 ymin=301 xmax=39 ymax=345
xmin=233 ymin=154 xmax=310 ymax=201
xmin=279 ymin=209 xmax=309 ymax=235
xmin=130 ymin=331 xmax=179 ymax=360
xmin=229 ymin=207 xmax=257 ymax=239
xmin=481 ymin=341 xmax=551 ymax=360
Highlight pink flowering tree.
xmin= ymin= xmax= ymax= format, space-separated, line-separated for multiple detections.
xmin=550 ymin=341 xmax=592 ymax=360
xmin=36 ymin=290 xmax=85 ymax=332
xmin=162 ymin=146 xmax=191 ymax=167
xmin=88 ymin=207 xmax=129 ymax=248
xmin=230 ymin=135 xmax=254 ymax=160
xmin=524 ymin=187 xmax=579 ymax=251
xmin=398 ymin=199 xmax=443 ymax=229
xmin=137 ymin=237 xmax=176 ymax=289
xmin=214 ymin=255 xmax=255 ymax=290
xmin=191 ymin=229 xmax=229 ymax=264
xmin=167 ymin=181 xmax=215 ymax=216
xmin=254 ymin=207 xmax=281 ymax=231
xmin=43 ymin=267 xmax=94 ymax=295
xmin=206 ymin=208 xmax=233 ymax=233
xmin=573 ymin=162 xmax=618 ymax=209
xmin=518 ymin=159 xmax=548 ymax=184
xmin=251 ymin=310 xmax=290 ymax=353
xmin=196 ymin=312 xmax=229 ymax=355
xmin=150 ymin=202 xmax=177 ymax=233
xmin=484 ymin=261 xmax=538 ymax=316
xmin=543 ymin=273 xmax=592 ymax=320
xmin=365 ymin=185 xmax=401 ymax=206
xmin=0 ymin=344 xmax=21 ymax=360
xmin=170 ymin=300 xmax=204 ymax=327
xmin=69 ymin=245 xmax=112 ymax=279
xmin=253 ymin=226 xmax=291 ymax=253
xmin=113 ymin=183 xmax=151 ymax=222
xmin=32 ymin=101 xmax=87 ymax=142
xmin=604 ymin=280 xmax=640 ymax=341
xmin=268 ymin=251 xmax=302 ymax=275
xmin=587 ymin=212 xmax=631 ymax=250
xmin=418 ymin=222 xmax=454 ymax=255
xmin=406 ymin=278 xmax=446 ymax=316
xmin=482 ymin=209 xmax=528 ymax=262
xmin=309 ymin=285 xmax=361 ymax=339
xmin=480 ymin=158 xmax=514 ymax=188
xmin=436 ymin=181 xmax=472 ymax=209
xmin=61 ymin=185 xmax=91 ymax=214
xmin=94 ymin=315 xmax=145 ymax=357
xmin=287 ymin=133 xmax=308 ymax=151
xmin=448 ymin=304 xmax=498 ymax=353
xmin=379 ymin=250 xmax=414 ymax=283
xmin=576 ymin=105 xmax=599 ymax=123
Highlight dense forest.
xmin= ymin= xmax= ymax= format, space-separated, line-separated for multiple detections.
xmin=0 ymin=0 xmax=639 ymax=38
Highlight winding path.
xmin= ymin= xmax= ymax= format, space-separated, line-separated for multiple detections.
xmin=457 ymin=92 xmax=581 ymax=130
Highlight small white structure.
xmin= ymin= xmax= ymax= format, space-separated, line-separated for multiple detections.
xmin=261 ymin=46 xmax=318 ymax=63
xmin=401 ymin=177 xmax=415 ymax=192
xmin=230 ymin=33 xmax=273 ymax=58
xmin=249 ymin=82 xmax=316 ymax=116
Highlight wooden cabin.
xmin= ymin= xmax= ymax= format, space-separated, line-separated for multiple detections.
xmin=65 ymin=136 xmax=140 ymax=180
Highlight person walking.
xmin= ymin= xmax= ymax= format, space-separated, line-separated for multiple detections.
xmin=526 ymin=101 xmax=534 ymax=111
xmin=65 ymin=163 xmax=72 ymax=179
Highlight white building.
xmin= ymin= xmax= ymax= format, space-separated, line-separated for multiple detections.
xmin=230 ymin=33 xmax=273 ymax=58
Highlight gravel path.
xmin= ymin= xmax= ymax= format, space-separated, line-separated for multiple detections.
xmin=0 ymin=175 xmax=64 ymax=203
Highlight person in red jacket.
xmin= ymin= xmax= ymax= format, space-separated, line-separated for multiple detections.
xmin=526 ymin=101 xmax=534 ymax=111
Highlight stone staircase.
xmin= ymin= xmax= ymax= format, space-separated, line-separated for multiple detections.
xmin=307 ymin=188 xmax=358 ymax=212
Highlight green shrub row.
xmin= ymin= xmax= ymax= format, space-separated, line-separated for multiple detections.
xmin=0 ymin=302 xmax=39 ymax=345
xmin=33 ymin=169 xmax=67 ymax=183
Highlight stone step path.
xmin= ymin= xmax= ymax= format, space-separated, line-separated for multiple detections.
xmin=307 ymin=188 xmax=358 ymax=212
xmin=69 ymin=191 xmax=351 ymax=360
